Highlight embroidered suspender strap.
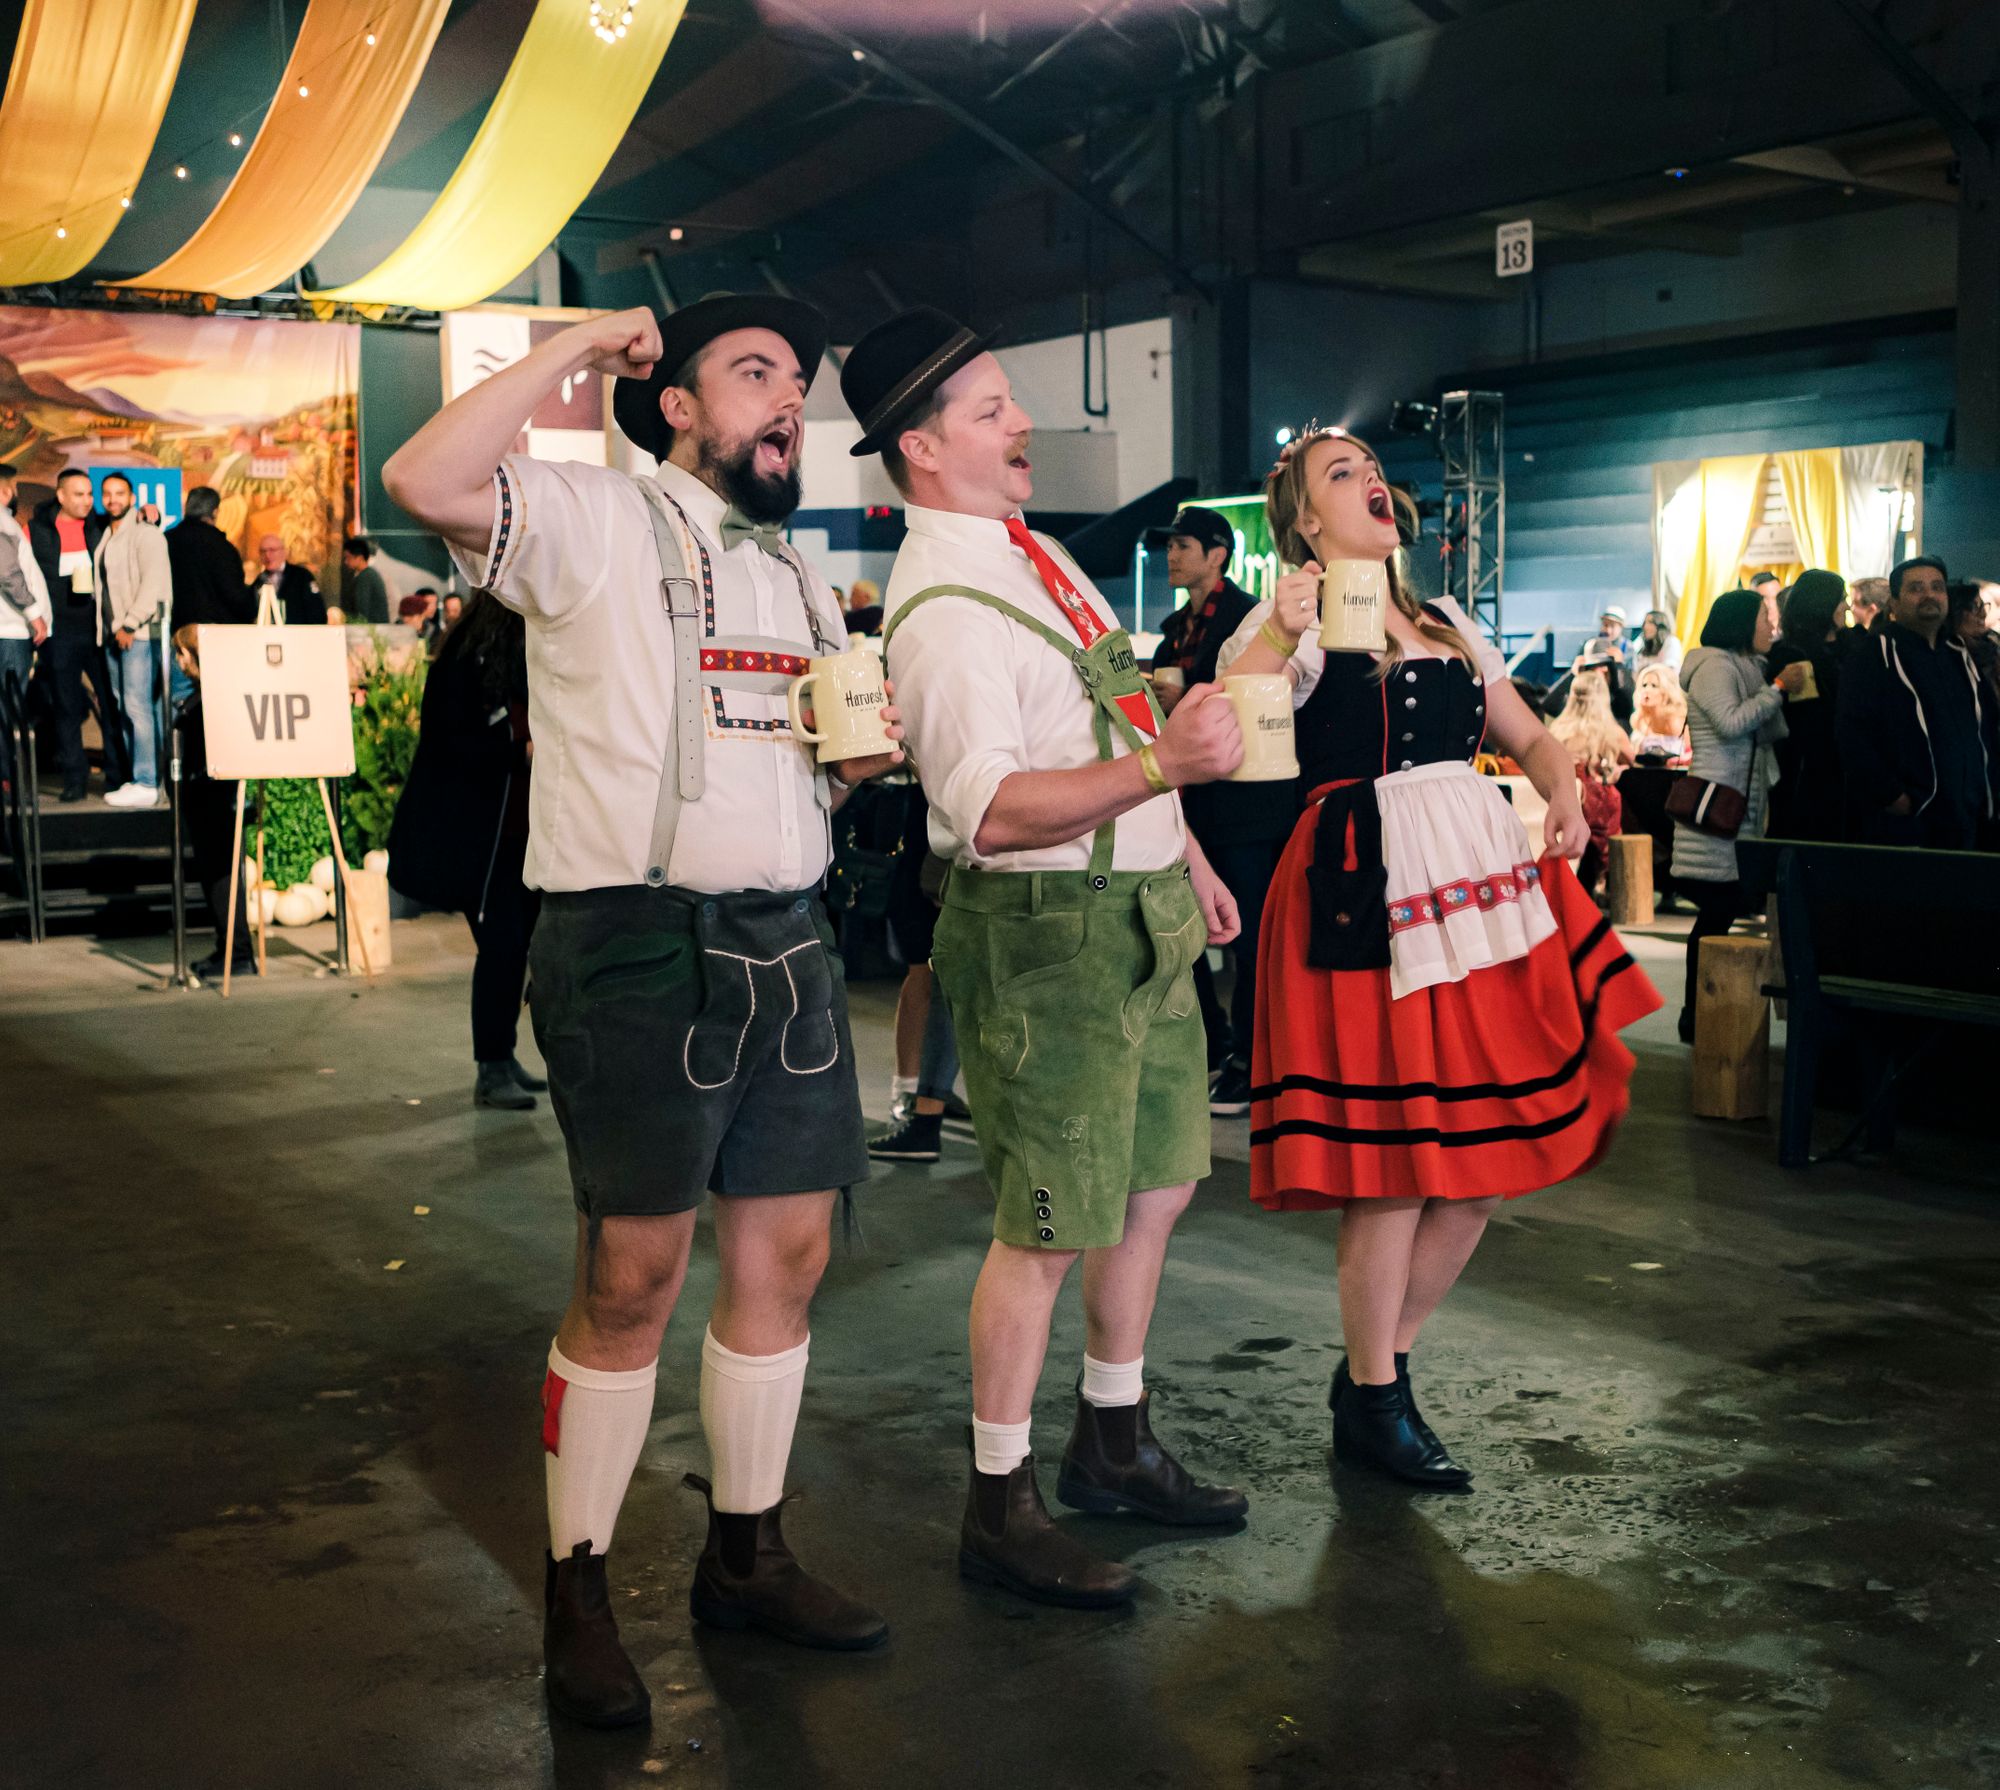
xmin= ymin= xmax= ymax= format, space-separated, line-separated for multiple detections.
xmin=632 ymin=478 xmax=706 ymax=886
xmin=883 ymin=583 xmax=1151 ymax=881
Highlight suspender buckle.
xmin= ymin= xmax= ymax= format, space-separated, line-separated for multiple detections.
xmin=661 ymin=574 xmax=699 ymax=618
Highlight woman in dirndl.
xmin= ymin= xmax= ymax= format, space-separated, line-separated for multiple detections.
xmin=1218 ymin=426 xmax=1661 ymax=1489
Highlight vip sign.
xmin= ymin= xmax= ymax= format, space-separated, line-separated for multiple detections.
xmin=198 ymin=625 xmax=356 ymax=779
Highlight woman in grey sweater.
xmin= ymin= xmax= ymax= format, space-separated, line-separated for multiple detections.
xmin=1670 ymin=587 xmax=1808 ymax=1039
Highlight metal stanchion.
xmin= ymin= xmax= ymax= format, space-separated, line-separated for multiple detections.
xmin=167 ymin=709 xmax=190 ymax=988
xmin=328 ymin=776 xmax=351 ymax=976
xmin=23 ymin=712 xmax=44 ymax=943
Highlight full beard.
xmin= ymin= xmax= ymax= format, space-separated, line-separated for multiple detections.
xmin=696 ymin=429 xmax=802 ymax=526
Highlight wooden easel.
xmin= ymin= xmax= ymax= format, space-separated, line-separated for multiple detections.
xmin=218 ymin=587 xmax=374 ymax=996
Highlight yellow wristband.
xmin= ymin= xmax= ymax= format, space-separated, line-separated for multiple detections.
xmin=1258 ymin=619 xmax=1299 ymax=659
xmin=1138 ymin=742 xmax=1171 ymax=795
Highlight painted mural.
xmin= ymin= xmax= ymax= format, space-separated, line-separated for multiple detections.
xmin=0 ymin=305 xmax=359 ymax=595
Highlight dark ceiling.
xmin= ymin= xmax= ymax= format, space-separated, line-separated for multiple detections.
xmin=6 ymin=0 xmax=1990 ymax=341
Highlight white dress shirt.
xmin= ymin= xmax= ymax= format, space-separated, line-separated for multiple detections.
xmin=450 ymin=456 xmax=843 ymax=895
xmin=1217 ymin=593 xmax=1507 ymax=699
xmin=883 ymin=503 xmax=1185 ymax=873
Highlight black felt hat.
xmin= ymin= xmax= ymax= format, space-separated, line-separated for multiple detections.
xmin=611 ymin=292 xmax=828 ymax=460
xmin=841 ymin=307 xmax=997 ymax=457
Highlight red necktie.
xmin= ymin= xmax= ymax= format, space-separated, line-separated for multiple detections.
xmin=1005 ymin=517 xmax=1157 ymax=738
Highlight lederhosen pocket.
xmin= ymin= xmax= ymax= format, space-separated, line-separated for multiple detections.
xmin=1126 ymin=868 xmax=1203 ymax=1039
xmin=1305 ymin=781 xmax=1392 ymax=971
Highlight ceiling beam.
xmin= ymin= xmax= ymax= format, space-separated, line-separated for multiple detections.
xmin=1732 ymin=143 xmax=1958 ymax=204
xmin=596 ymin=107 xmax=956 ymax=271
xmin=593 ymin=36 xmax=814 ymax=195
xmin=1296 ymin=245 xmax=1507 ymax=300
xmin=1401 ymin=0 xmax=1459 ymax=23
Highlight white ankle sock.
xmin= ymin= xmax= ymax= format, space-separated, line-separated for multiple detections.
xmin=891 ymin=1074 xmax=919 ymax=1099
xmin=543 ymin=1341 xmax=657 ymax=1558
xmin=971 ymin=1415 xmax=1033 ymax=1476
xmin=699 ymin=1327 xmax=809 ymax=1514
xmin=1080 ymin=1353 xmax=1144 ymax=1408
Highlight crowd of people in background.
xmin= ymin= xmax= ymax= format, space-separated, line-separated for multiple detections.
xmin=1523 ymin=563 xmax=1998 ymax=1040
xmin=0 ymin=475 xmax=467 ymax=816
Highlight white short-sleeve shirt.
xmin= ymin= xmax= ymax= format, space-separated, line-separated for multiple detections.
xmin=882 ymin=504 xmax=1185 ymax=873
xmin=449 ymin=457 xmax=844 ymax=895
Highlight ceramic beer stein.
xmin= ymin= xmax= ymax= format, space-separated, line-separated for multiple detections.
xmin=1223 ymin=674 xmax=1300 ymax=781
xmin=1318 ymin=559 xmax=1389 ymax=654
xmin=787 ymin=648 xmax=893 ymax=764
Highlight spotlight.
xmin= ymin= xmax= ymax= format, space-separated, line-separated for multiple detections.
xmin=175 ymin=165 xmax=188 ymax=179
xmin=1388 ymin=399 xmax=1439 ymax=438
xmin=120 ymin=197 xmax=130 ymax=209
xmin=1274 ymin=426 xmax=1293 ymax=446
xmin=229 ymin=132 xmax=243 ymax=147
xmin=852 ymin=47 xmax=866 ymax=60
xmin=669 ymin=226 xmax=684 ymax=241
xmin=298 ymin=83 xmax=310 ymax=97
xmin=365 ymin=33 xmax=377 ymax=46
xmin=1664 ymin=166 xmax=1689 ymax=180
xmin=55 ymin=226 xmax=66 ymax=239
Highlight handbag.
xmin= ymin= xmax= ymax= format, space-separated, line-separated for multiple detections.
xmin=1665 ymin=773 xmax=1747 ymax=839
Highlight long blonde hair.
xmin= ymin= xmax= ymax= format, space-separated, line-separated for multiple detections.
xmin=1264 ymin=426 xmax=1471 ymax=681
xmin=1548 ymin=667 xmax=1630 ymax=778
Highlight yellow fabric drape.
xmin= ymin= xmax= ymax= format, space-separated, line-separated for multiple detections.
xmin=1772 ymin=448 xmax=1844 ymax=577
xmin=0 ymin=1 xmax=198 ymax=284
xmin=1674 ymin=453 xmax=1768 ymax=645
xmin=309 ymin=0 xmax=686 ymax=311
xmin=115 ymin=0 xmax=450 ymax=300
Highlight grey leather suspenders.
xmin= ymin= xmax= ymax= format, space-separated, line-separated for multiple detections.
xmin=631 ymin=477 xmax=833 ymax=888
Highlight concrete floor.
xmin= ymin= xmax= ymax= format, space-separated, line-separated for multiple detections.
xmin=3 ymin=916 xmax=1995 ymax=1790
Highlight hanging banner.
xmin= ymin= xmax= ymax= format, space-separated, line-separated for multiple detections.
xmin=0 ymin=305 xmax=358 ymax=597
xmin=198 ymin=625 xmax=357 ymax=779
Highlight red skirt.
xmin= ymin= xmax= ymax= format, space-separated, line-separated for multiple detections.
xmin=1250 ymin=816 xmax=1661 ymax=1209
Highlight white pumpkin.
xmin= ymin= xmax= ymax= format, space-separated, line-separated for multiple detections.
xmin=273 ymin=883 xmax=328 ymax=927
xmin=309 ymin=855 xmax=337 ymax=892
xmin=363 ymin=848 xmax=389 ymax=875
xmin=243 ymin=855 xmax=261 ymax=893
xmin=258 ymin=886 xmax=278 ymax=926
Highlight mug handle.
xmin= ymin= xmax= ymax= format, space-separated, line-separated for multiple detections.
xmin=787 ymin=670 xmax=825 ymax=743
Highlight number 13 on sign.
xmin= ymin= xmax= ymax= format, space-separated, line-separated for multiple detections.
xmin=1496 ymin=219 xmax=1533 ymax=277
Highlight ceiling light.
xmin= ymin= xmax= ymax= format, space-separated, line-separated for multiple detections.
xmin=175 ymin=165 xmax=188 ymax=179
xmin=1274 ymin=426 xmax=1293 ymax=446
xmin=851 ymin=47 xmax=866 ymax=60
xmin=589 ymin=0 xmax=637 ymax=43
xmin=298 ymin=83 xmax=310 ymax=97
xmin=1664 ymin=166 xmax=1689 ymax=180
xmin=229 ymin=132 xmax=243 ymax=147
xmin=365 ymin=33 xmax=377 ymax=46
xmin=55 ymin=226 xmax=66 ymax=239
xmin=120 ymin=197 xmax=131 ymax=209
xmin=669 ymin=226 xmax=684 ymax=241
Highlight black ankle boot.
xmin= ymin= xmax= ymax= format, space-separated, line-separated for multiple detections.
xmin=958 ymin=1432 xmax=1138 ymax=1609
xmin=544 ymin=1544 xmax=651 ymax=1728
xmin=683 ymin=1473 xmax=887 ymax=1651
xmin=1056 ymin=1389 xmax=1249 ymax=1526
xmin=1332 ymin=1352 xmax=1443 ymax=1452
xmin=1332 ymin=1377 xmax=1472 ymax=1489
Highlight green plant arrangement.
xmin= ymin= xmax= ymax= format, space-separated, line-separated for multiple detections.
xmin=252 ymin=633 xmax=426 ymax=883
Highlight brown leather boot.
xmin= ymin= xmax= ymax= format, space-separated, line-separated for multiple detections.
xmin=1055 ymin=1389 xmax=1250 ymax=1526
xmin=683 ymin=1473 xmax=888 ymax=1651
xmin=958 ymin=1432 xmax=1138 ymax=1609
xmin=544 ymin=1544 xmax=651 ymax=1729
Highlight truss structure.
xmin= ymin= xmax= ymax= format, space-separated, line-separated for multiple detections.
xmin=1438 ymin=390 xmax=1504 ymax=640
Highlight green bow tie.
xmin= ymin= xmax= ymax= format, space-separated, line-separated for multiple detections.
xmin=719 ymin=508 xmax=785 ymax=557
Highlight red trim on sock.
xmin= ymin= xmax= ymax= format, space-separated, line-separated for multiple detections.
xmin=542 ymin=1369 xmax=567 ymax=1456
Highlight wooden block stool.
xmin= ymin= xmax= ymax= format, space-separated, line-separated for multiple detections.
xmin=1691 ymin=933 xmax=1769 ymax=1120
xmin=1606 ymin=834 xmax=1654 ymax=926
xmin=343 ymin=867 xmax=393 ymax=974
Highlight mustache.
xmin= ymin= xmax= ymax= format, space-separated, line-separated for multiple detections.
xmin=1006 ymin=431 xmax=1032 ymax=461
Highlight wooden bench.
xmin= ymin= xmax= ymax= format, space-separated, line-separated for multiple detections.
xmin=1736 ymin=840 xmax=2000 ymax=1168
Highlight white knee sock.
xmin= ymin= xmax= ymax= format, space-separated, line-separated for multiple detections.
xmin=543 ymin=1341 xmax=657 ymax=1558
xmin=971 ymin=1415 xmax=1033 ymax=1476
xmin=699 ymin=1327 xmax=809 ymax=1514
xmin=1080 ymin=1352 xmax=1145 ymax=1408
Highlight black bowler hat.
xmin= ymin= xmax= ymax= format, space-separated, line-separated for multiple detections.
xmin=841 ymin=306 xmax=997 ymax=457
xmin=611 ymin=292 xmax=828 ymax=460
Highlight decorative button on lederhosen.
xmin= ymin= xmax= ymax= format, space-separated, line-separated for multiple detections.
xmin=1402 ymin=731 xmax=1414 ymax=742
xmin=1091 ymin=875 xmax=1108 ymax=891
xmin=646 ymin=866 xmax=666 ymax=886
xmin=1039 ymin=1227 xmax=1056 ymax=1242
xmin=1404 ymin=670 xmax=1417 ymax=683
xmin=1400 ymin=759 xmax=1414 ymax=771
xmin=1404 ymin=696 xmax=1417 ymax=709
